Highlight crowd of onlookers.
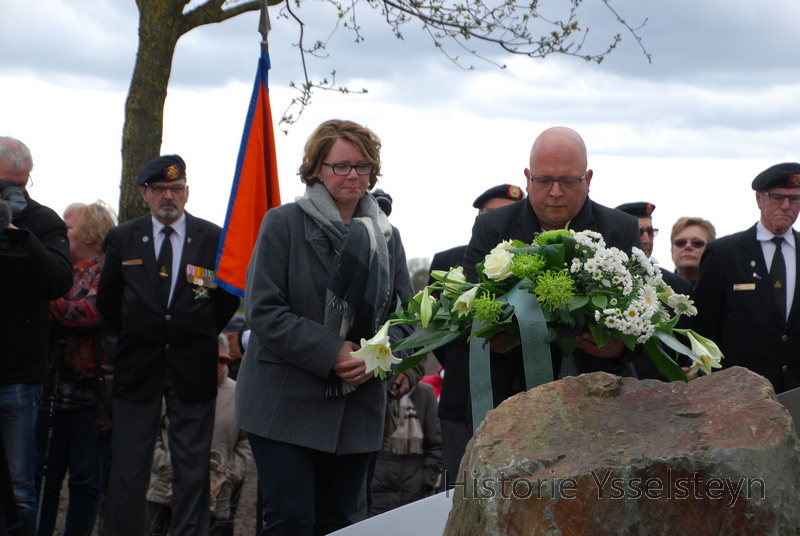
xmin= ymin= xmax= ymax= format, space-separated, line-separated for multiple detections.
xmin=2 ymin=120 xmax=799 ymax=536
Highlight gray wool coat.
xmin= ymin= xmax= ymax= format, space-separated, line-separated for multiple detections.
xmin=234 ymin=202 xmax=414 ymax=455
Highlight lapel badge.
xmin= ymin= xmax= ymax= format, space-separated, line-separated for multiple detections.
xmin=143 ymin=236 xmax=149 ymax=243
xmin=750 ymin=260 xmax=756 ymax=267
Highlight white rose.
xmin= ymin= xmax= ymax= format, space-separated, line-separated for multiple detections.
xmin=483 ymin=248 xmax=514 ymax=281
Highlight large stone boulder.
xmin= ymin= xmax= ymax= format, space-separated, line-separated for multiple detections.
xmin=444 ymin=367 xmax=800 ymax=535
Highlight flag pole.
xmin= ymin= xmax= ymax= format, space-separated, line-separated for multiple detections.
xmin=260 ymin=0 xmax=271 ymax=54
xmin=214 ymin=0 xmax=282 ymax=297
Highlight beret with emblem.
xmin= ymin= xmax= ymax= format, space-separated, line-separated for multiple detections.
xmin=615 ymin=202 xmax=656 ymax=218
xmin=473 ymin=184 xmax=524 ymax=209
xmin=751 ymin=162 xmax=800 ymax=191
xmin=136 ymin=154 xmax=187 ymax=186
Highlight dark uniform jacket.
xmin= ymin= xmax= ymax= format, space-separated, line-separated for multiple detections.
xmin=0 ymin=193 xmax=72 ymax=386
xmin=97 ymin=212 xmax=239 ymax=403
xmin=693 ymin=224 xmax=800 ymax=394
xmin=428 ymin=245 xmax=471 ymax=423
xmin=463 ymin=197 xmax=642 ymax=407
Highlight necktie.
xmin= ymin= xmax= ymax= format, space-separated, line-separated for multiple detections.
xmin=157 ymin=226 xmax=174 ymax=305
xmin=771 ymin=236 xmax=786 ymax=322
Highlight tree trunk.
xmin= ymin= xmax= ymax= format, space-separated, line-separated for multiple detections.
xmin=119 ymin=2 xmax=189 ymax=222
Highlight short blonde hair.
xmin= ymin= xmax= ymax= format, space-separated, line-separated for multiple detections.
xmin=670 ymin=217 xmax=717 ymax=244
xmin=63 ymin=200 xmax=117 ymax=253
xmin=298 ymin=119 xmax=381 ymax=189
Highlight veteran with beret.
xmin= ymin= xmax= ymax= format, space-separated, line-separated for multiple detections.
xmin=694 ymin=163 xmax=800 ymax=394
xmin=97 ymin=155 xmax=239 ymax=536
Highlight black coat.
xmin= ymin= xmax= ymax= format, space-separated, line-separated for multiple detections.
xmin=693 ymin=224 xmax=800 ymax=394
xmin=428 ymin=245 xmax=470 ymax=421
xmin=463 ymin=197 xmax=642 ymax=407
xmin=97 ymin=213 xmax=239 ymax=403
xmin=0 ymin=194 xmax=72 ymax=386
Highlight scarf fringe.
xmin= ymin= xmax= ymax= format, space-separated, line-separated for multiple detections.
xmin=325 ymin=375 xmax=357 ymax=397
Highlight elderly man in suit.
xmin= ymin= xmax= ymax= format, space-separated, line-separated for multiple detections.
xmin=694 ymin=163 xmax=800 ymax=394
xmin=97 ymin=155 xmax=239 ymax=536
xmin=462 ymin=126 xmax=642 ymax=412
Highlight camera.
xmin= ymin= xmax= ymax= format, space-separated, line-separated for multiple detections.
xmin=0 ymin=180 xmax=27 ymax=216
xmin=0 ymin=198 xmax=29 ymax=257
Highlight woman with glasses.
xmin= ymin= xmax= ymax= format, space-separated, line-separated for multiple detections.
xmin=235 ymin=119 xmax=414 ymax=535
xmin=670 ymin=217 xmax=717 ymax=285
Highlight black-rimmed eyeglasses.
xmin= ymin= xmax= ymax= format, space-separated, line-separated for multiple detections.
xmin=147 ymin=184 xmax=187 ymax=196
xmin=762 ymin=192 xmax=800 ymax=206
xmin=529 ymin=172 xmax=587 ymax=191
xmin=322 ymin=163 xmax=373 ymax=176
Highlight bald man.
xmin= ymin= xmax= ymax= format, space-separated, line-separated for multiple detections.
xmin=463 ymin=126 xmax=642 ymax=412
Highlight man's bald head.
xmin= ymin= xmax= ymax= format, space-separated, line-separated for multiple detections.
xmin=524 ymin=127 xmax=592 ymax=230
xmin=529 ymin=127 xmax=588 ymax=174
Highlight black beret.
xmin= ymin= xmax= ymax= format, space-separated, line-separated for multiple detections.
xmin=751 ymin=163 xmax=800 ymax=191
xmin=473 ymin=184 xmax=524 ymax=209
xmin=615 ymin=202 xmax=655 ymax=218
xmin=136 ymin=154 xmax=186 ymax=186
xmin=372 ymin=189 xmax=393 ymax=217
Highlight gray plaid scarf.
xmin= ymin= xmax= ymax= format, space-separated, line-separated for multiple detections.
xmin=296 ymin=182 xmax=392 ymax=396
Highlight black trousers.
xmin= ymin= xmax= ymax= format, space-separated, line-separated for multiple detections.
xmin=248 ymin=434 xmax=371 ymax=536
xmin=101 ymin=392 xmax=214 ymax=536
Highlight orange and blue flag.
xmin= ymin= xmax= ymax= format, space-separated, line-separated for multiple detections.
xmin=215 ymin=52 xmax=281 ymax=297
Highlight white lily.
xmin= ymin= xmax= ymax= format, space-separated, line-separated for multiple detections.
xmin=452 ymin=286 xmax=479 ymax=318
xmin=413 ymin=287 xmax=434 ymax=328
xmin=351 ymin=321 xmax=401 ymax=379
xmin=685 ymin=330 xmax=724 ymax=375
xmin=431 ymin=266 xmax=467 ymax=298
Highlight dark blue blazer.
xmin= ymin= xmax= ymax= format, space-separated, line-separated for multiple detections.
xmin=97 ymin=212 xmax=239 ymax=403
xmin=693 ymin=224 xmax=800 ymax=393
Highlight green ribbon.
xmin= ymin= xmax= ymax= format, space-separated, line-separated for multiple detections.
xmin=469 ymin=279 xmax=553 ymax=432
xmin=469 ymin=319 xmax=493 ymax=434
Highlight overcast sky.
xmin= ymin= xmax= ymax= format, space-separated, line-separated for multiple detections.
xmin=2 ymin=0 xmax=799 ymax=268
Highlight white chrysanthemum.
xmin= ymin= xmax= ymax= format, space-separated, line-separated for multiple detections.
xmin=638 ymin=286 xmax=660 ymax=313
xmin=668 ymin=293 xmax=698 ymax=316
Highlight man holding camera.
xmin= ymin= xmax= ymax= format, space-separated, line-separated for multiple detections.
xmin=0 ymin=136 xmax=72 ymax=536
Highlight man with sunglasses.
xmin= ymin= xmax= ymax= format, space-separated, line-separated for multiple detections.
xmin=97 ymin=155 xmax=239 ymax=536
xmin=694 ymin=163 xmax=800 ymax=394
xmin=462 ymin=126 xmax=642 ymax=412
